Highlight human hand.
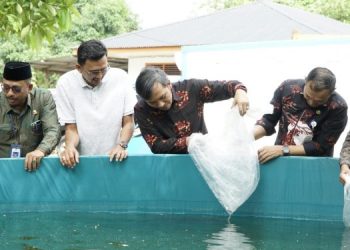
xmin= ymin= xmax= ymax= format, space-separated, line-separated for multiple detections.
xmin=340 ymin=164 xmax=350 ymax=185
xmin=232 ymin=89 xmax=249 ymax=116
xmin=109 ymin=145 xmax=128 ymax=162
xmin=25 ymin=150 xmax=45 ymax=172
xmin=60 ymin=145 xmax=79 ymax=168
xmin=186 ymin=136 xmax=191 ymax=146
xmin=258 ymin=145 xmax=283 ymax=164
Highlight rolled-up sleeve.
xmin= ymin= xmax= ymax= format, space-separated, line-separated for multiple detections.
xmin=256 ymin=84 xmax=283 ymax=136
xmin=55 ymin=77 xmax=76 ymax=124
xmin=195 ymin=79 xmax=247 ymax=103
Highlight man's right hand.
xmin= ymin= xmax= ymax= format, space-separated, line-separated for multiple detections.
xmin=258 ymin=145 xmax=283 ymax=164
xmin=340 ymin=164 xmax=350 ymax=185
xmin=60 ymin=145 xmax=80 ymax=168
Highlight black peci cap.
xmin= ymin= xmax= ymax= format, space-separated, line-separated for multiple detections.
xmin=3 ymin=61 xmax=32 ymax=81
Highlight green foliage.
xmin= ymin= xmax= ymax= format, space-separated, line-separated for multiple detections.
xmin=200 ymin=0 xmax=252 ymax=11
xmin=50 ymin=0 xmax=138 ymax=55
xmin=276 ymin=0 xmax=350 ymax=23
xmin=0 ymin=35 xmax=52 ymax=81
xmin=0 ymin=0 xmax=79 ymax=49
xmin=202 ymin=0 xmax=350 ymax=23
xmin=0 ymin=0 xmax=138 ymax=88
xmin=0 ymin=36 xmax=51 ymax=62
xmin=33 ymin=71 xmax=60 ymax=89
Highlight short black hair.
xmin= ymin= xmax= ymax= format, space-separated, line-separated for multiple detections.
xmin=135 ymin=67 xmax=169 ymax=100
xmin=77 ymin=39 xmax=107 ymax=65
xmin=306 ymin=67 xmax=336 ymax=92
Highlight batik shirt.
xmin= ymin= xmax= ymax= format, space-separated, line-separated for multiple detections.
xmin=134 ymin=79 xmax=246 ymax=154
xmin=340 ymin=131 xmax=350 ymax=166
xmin=256 ymin=79 xmax=348 ymax=156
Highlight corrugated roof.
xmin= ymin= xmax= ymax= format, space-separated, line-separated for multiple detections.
xmin=102 ymin=0 xmax=350 ymax=49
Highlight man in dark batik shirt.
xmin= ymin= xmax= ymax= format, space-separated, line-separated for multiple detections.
xmin=254 ymin=67 xmax=348 ymax=164
xmin=339 ymin=131 xmax=350 ymax=184
xmin=134 ymin=67 xmax=250 ymax=154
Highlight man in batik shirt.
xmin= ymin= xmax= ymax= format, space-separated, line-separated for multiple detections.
xmin=254 ymin=67 xmax=347 ymax=164
xmin=134 ymin=67 xmax=249 ymax=153
xmin=339 ymin=132 xmax=350 ymax=184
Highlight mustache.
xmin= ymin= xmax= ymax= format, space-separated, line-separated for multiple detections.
xmin=6 ymin=97 xmax=16 ymax=101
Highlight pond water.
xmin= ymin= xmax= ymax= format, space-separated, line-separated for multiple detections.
xmin=0 ymin=212 xmax=347 ymax=249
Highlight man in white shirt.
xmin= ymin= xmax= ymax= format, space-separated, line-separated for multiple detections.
xmin=55 ymin=40 xmax=136 ymax=167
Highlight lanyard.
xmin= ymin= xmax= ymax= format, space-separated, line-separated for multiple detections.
xmin=286 ymin=110 xmax=306 ymax=145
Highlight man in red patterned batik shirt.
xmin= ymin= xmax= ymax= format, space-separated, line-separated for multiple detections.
xmin=254 ymin=67 xmax=347 ymax=164
xmin=134 ymin=67 xmax=250 ymax=154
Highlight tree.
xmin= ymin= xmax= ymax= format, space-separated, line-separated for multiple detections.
xmin=200 ymin=0 xmax=350 ymax=23
xmin=49 ymin=0 xmax=138 ymax=56
xmin=0 ymin=0 xmax=79 ymax=49
xmin=0 ymin=0 xmax=138 ymax=88
xmin=200 ymin=0 xmax=252 ymax=12
xmin=276 ymin=0 xmax=350 ymax=23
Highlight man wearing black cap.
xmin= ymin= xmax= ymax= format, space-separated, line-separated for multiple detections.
xmin=0 ymin=61 xmax=61 ymax=171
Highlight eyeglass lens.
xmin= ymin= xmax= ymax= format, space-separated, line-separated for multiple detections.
xmin=1 ymin=84 xmax=22 ymax=93
xmin=88 ymin=65 xmax=110 ymax=76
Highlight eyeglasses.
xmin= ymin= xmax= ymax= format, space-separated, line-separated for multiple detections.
xmin=1 ymin=83 xmax=22 ymax=94
xmin=85 ymin=65 xmax=110 ymax=77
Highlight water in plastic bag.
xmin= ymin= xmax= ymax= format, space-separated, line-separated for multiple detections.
xmin=188 ymin=107 xmax=259 ymax=215
xmin=343 ymin=175 xmax=350 ymax=227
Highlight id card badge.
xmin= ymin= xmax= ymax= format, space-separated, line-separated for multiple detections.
xmin=10 ymin=144 xmax=21 ymax=158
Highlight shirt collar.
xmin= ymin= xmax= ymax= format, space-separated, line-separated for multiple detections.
xmin=79 ymin=70 xmax=107 ymax=90
xmin=27 ymin=90 xmax=33 ymax=107
xmin=80 ymin=75 xmax=94 ymax=89
xmin=172 ymin=85 xmax=180 ymax=102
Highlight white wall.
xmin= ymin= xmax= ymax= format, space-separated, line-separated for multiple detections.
xmin=180 ymin=39 xmax=350 ymax=156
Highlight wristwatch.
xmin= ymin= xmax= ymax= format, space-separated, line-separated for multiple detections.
xmin=119 ymin=141 xmax=128 ymax=149
xmin=282 ymin=145 xmax=290 ymax=156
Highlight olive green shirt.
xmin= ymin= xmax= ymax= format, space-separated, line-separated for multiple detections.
xmin=0 ymin=88 xmax=61 ymax=158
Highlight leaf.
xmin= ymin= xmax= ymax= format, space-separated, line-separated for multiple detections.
xmin=64 ymin=10 xmax=72 ymax=30
xmin=57 ymin=10 xmax=71 ymax=31
xmin=29 ymin=30 xmax=42 ymax=50
xmin=20 ymin=24 xmax=30 ymax=38
xmin=16 ymin=4 xmax=23 ymax=14
xmin=70 ymin=6 xmax=81 ymax=16
xmin=7 ymin=14 xmax=17 ymax=23
xmin=47 ymin=5 xmax=57 ymax=16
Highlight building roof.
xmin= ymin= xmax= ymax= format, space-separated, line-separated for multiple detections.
xmin=31 ymin=56 xmax=128 ymax=74
xmin=102 ymin=0 xmax=350 ymax=49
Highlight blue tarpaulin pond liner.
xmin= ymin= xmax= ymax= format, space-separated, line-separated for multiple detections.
xmin=0 ymin=140 xmax=344 ymax=221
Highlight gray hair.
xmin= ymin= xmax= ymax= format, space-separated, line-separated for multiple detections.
xmin=135 ymin=67 xmax=169 ymax=100
xmin=306 ymin=67 xmax=336 ymax=92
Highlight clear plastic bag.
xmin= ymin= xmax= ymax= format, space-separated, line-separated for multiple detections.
xmin=188 ymin=107 xmax=259 ymax=215
xmin=343 ymin=175 xmax=350 ymax=227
